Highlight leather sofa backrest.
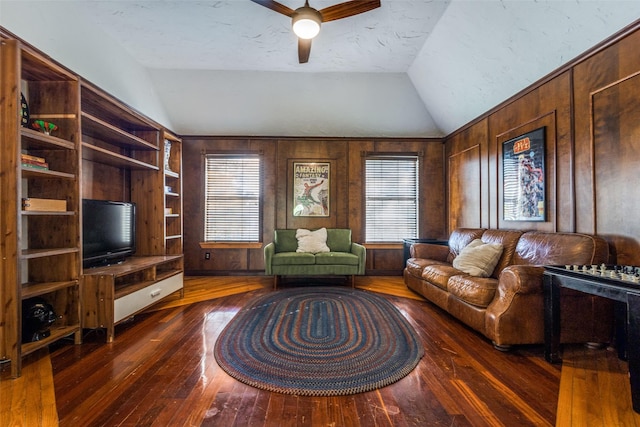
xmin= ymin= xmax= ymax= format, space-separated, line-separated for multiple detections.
xmin=446 ymin=228 xmax=486 ymax=264
xmin=512 ymin=231 xmax=609 ymax=266
xmin=480 ymin=229 xmax=524 ymax=278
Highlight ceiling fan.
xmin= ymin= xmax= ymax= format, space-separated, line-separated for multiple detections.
xmin=250 ymin=0 xmax=381 ymax=63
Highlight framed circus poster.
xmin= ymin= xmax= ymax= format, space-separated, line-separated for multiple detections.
xmin=503 ymin=127 xmax=546 ymax=221
xmin=292 ymin=162 xmax=330 ymax=217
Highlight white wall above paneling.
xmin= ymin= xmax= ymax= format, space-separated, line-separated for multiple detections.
xmin=147 ymin=70 xmax=439 ymax=136
xmin=0 ymin=1 xmax=173 ymax=129
xmin=409 ymin=0 xmax=640 ymax=135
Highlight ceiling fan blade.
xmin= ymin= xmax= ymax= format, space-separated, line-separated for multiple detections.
xmin=298 ymin=38 xmax=312 ymax=64
xmin=319 ymin=0 xmax=380 ymax=22
xmin=249 ymin=0 xmax=295 ymax=17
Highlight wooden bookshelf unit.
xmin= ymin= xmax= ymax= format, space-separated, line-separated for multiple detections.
xmin=0 ymin=37 xmax=82 ymax=377
xmin=1 ymin=29 xmax=184 ymax=376
xmin=83 ymin=255 xmax=184 ymax=342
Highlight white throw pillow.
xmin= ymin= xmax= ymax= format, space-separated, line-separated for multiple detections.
xmin=296 ymin=228 xmax=330 ymax=253
xmin=452 ymin=239 xmax=504 ymax=278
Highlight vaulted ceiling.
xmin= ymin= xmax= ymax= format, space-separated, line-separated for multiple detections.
xmin=2 ymin=1 xmax=639 ymax=137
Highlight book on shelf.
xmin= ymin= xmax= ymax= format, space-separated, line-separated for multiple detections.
xmin=21 ymin=153 xmax=49 ymax=170
xmin=21 ymin=162 xmax=49 ymax=170
xmin=22 ymin=197 xmax=67 ymax=212
xmin=21 ymin=153 xmax=46 ymax=163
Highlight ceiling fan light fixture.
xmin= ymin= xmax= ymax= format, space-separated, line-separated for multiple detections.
xmin=292 ymin=7 xmax=322 ymax=39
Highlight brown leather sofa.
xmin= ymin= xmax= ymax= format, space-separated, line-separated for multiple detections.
xmin=404 ymin=228 xmax=613 ymax=350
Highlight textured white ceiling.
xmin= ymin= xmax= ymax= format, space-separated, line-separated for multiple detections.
xmin=410 ymin=1 xmax=640 ymax=134
xmin=76 ymin=0 xmax=451 ymax=72
xmin=2 ymin=1 xmax=639 ymax=137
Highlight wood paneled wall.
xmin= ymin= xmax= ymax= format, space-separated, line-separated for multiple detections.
xmin=445 ymin=22 xmax=640 ymax=265
xmin=446 ymin=120 xmax=488 ymax=230
xmin=181 ymin=137 xmax=445 ymax=275
xmin=81 ymin=160 xmax=130 ymax=202
xmin=574 ymin=27 xmax=640 ymax=264
xmin=80 ymin=22 xmax=640 ymax=272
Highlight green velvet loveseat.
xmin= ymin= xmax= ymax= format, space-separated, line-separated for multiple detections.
xmin=264 ymin=228 xmax=366 ymax=288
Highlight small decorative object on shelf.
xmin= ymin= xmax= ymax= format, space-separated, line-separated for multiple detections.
xmin=20 ymin=93 xmax=30 ymax=127
xmin=164 ymin=139 xmax=172 ymax=171
xmin=32 ymin=120 xmax=58 ymax=135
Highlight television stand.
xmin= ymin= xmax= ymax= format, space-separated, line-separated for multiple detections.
xmin=82 ymin=255 xmax=184 ymax=342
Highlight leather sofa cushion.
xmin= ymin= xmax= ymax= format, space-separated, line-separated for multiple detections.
xmin=315 ymin=252 xmax=359 ymax=266
xmin=513 ymin=231 xmax=609 ymax=266
xmin=271 ymin=252 xmax=316 ymax=265
xmin=422 ymin=265 xmax=463 ymax=290
xmin=446 ymin=228 xmax=486 ymax=264
xmin=480 ymin=229 xmax=523 ymax=278
xmin=448 ymin=275 xmax=499 ymax=308
xmin=405 ymin=258 xmax=448 ymax=278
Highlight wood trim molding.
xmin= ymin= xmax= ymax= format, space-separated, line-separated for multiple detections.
xmin=362 ymin=243 xmax=403 ymax=250
xmin=199 ymin=242 xmax=263 ymax=249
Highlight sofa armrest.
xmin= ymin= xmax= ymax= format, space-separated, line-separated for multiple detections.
xmin=485 ymin=265 xmax=546 ymax=345
xmin=264 ymin=242 xmax=275 ymax=275
xmin=410 ymin=243 xmax=450 ymax=261
xmin=496 ymin=265 xmax=546 ymax=296
xmin=351 ymin=242 xmax=367 ymax=275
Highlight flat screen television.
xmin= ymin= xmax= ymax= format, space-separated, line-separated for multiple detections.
xmin=82 ymin=199 xmax=136 ymax=268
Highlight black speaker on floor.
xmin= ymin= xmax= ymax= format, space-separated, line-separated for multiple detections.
xmin=22 ymin=297 xmax=57 ymax=343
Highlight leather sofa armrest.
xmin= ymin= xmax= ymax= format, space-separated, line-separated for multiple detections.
xmin=485 ymin=265 xmax=546 ymax=346
xmin=410 ymin=243 xmax=450 ymax=261
xmin=351 ymin=242 xmax=367 ymax=275
xmin=264 ymin=242 xmax=275 ymax=275
xmin=496 ymin=265 xmax=546 ymax=295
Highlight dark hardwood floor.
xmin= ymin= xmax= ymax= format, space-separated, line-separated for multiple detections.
xmin=2 ymin=276 xmax=639 ymax=426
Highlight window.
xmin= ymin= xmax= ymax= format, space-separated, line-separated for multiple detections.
xmin=204 ymin=155 xmax=261 ymax=242
xmin=365 ymin=156 xmax=419 ymax=242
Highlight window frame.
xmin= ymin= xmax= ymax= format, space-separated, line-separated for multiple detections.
xmin=363 ymin=154 xmax=420 ymax=243
xmin=202 ymin=152 xmax=263 ymax=244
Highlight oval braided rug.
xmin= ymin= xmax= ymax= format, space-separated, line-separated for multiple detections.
xmin=214 ymin=286 xmax=424 ymax=396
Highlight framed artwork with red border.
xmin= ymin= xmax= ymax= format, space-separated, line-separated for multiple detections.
xmin=292 ymin=162 xmax=330 ymax=217
xmin=503 ymin=127 xmax=546 ymax=221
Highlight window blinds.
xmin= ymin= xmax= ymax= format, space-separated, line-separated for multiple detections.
xmin=365 ymin=156 xmax=419 ymax=242
xmin=204 ymin=156 xmax=261 ymax=242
